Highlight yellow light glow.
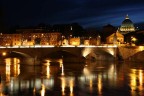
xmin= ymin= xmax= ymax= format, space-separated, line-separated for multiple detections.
xmin=131 ymin=37 xmax=137 ymax=42
xmin=98 ymin=74 xmax=102 ymax=95
xmin=61 ymin=64 xmax=64 ymax=76
xmin=82 ymin=48 xmax=91 ymax=57
xmin=2 ymin=52 xmax=6 ymax=56
xmin=108 ymin=49 xmax=114 ymax=56
xmin=14 ymin=58 xmax=20 ymax=64
xmin=130 ymin=69 xmax=144 ymax=95
xmin=83 ymin=67 xmax=90 ymax=76
xmin=41 ymin=84 xmax=45 ymax=96
xmin=130 ymin=69 xmax=137 ymax=91
xmin=18 ymin=64 xmax=20 ymax=75
xmin=139 ymin=70 xmax=143 ymax=90
xmin=61 ymin=77 xmax=66 ymax=96
xmin=5 ymin=58 xmax=11 ymax=82
xmin=89 ymin=78 xmax=93 ymax=92
xmin=69 ymin=78 xmax=74 ymax=95
xmin=46 ymin=63 xmax=50 ymax=78
xmin=0 ymin=83 xmax=3 ymax=96
xmin=13 ymin=58 xmax=20 ymax=77
xmin=139 ymin=46 xmax=144 ymax=51
xmin=59 ymin=59 xmax=63 ymax=67
xmin=33 ymin=87 xmax=36 ymax=96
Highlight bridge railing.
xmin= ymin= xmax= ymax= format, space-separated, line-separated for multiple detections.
xmin=0 ymin=45 xmax=118 ymax=49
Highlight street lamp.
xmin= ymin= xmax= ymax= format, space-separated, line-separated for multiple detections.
xmin=131 ymin=36 xmax=137 ymax=46
xmin=61 ymin=35 xmax=64 ymax=46
xmin=69 ymin=35 xmax=72 ymax=45
xmin=89 ymin=37 xmax=91 ymax=45
xmin=97 ymin=35 xmax=101 ymax=45
xmin=2 ymin=52 xmax=6 ymax=56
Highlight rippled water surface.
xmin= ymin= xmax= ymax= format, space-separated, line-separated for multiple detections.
xmin=0 ymin=58 xmax=144 ymax=96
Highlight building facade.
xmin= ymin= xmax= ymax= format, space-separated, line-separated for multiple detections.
xmin=106 ymin=30 xmax=124 ymax=45
xmin=0 ymin=28 xmax=62 ymax=46
xmin=0 ymin=33 xmax=22 ymax=46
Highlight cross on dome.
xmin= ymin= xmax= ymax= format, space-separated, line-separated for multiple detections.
xmin=125 ymin=14 xmax=129 ymax=19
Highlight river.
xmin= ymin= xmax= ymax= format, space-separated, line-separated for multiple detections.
xmin=0 ymin=58 xmax=144 ymax=96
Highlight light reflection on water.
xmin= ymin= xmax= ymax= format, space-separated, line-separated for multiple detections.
xmin=130 ymin=69 xmax=144 ymax=96
xmin=0 ymin=58 xmax=144 ymax=96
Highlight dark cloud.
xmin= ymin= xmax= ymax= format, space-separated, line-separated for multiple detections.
xmin=1 ymin=0 xmax=144 ymax=28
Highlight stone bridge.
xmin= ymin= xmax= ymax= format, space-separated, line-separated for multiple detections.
xmin=118 ymin=46 xmax=144 ymax=62
xmin=0 ymin=46 xmax=144 ymax=65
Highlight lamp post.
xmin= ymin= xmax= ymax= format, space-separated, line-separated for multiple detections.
xmin=89 ymin=37 xmax=91 ymax=45
xmin=97 ymin=35 xmax=101 ymax=45
xmin=61 ymin=35 xmax=64 ymax=46
xmin=131 ymin=36 xmax=137 ymax=46
xmin=69 ymin=35 xmax=72 ymax=45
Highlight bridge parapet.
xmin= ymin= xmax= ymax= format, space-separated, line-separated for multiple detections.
xmin=0 ymin=46 xmax=118 ymax=63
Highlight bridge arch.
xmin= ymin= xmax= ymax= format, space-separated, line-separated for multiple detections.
xmin=2 ymin=51 xmax=31 ymax=59
xmin=85 ymin=50 xmax=115 ymax=61
xmin=10 ymin=51 xmax=31 ymax=58
xmin=82 ymin=47 xmax=116 ymax=61
xmin=127 ymin=50 xmax=144 ymax=62
xmin=42 ymin=50 xmax=85 ymax=63
xmin=0 ymin=51 xmax=34 ymax=65
xmin=44 ymin=50 xmax=78 ymax=58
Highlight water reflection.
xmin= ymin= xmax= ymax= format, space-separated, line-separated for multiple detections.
xmin=5 ymin=58 xmax=20 ymax=82
xmin=41 ymin=84 xmax=45 ymax=96
xmin=98 ymin=74 xmax=102 ymax=95
xmin=0 ymin=58 xmax=144 ymax=95
xmin=130 ymin=68 xmax=144 ymax=96
xmin=80 ymin=61 xmax=118 ymax=94
xmin=0 ymin=58 xmax=20 ymax=95
xmin=61 ymin=77 xmax=66 ymax=95
xmin=60 ymin=76 xmax=74 ymax=96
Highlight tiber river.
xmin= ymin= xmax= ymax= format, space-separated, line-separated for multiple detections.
xmin=0 ymin=57 xmax=144 ymax=96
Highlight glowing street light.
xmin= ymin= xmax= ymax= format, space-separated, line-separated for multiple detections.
xmin=2 ymin=52 xmax=6 ymax=56
xmin=89 ymin=37 xmax=92 ymax=45
xmin=131 ymin=36 xmax=137 ymax=46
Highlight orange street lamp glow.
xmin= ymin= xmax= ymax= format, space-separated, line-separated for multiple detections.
xmin=2 ymin=52 xmax=6 ymax=56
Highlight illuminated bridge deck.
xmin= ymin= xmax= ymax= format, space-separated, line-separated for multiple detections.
xmin=0 ymin=45 xmax=118 ymax=48
xmin=0 ymin=45 xmax=144 ymax=65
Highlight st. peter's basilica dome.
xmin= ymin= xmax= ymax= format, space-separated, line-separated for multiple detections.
xmin=119 ymin=15 xmax=135 ymax=34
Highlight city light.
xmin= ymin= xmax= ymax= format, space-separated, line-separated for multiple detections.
xmin=2 ymin=52 xmax=7 ymax=56
xmin=61 ymin=77 xmax=66 ymax=96
xmin=41 ymin=84 xmax=45 ymax=96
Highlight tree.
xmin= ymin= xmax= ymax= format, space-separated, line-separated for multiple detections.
xmin=0 ymin=8 xmax=5 ymax=32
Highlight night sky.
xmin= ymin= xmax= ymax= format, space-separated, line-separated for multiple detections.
xmin=1 ymin=0 xmax=144 ymax=29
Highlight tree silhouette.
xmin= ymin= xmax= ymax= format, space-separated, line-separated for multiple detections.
xmin=0 ymin=8 xmax=5 ymax=32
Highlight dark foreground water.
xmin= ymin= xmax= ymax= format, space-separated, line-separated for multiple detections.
xmin=0 ymin=58 xmax=144 ymax=96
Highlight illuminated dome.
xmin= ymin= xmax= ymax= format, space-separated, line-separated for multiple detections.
xmin=119 ymin=15 xmax=135 ymax=34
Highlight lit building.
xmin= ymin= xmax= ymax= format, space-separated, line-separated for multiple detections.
xmin=19 ymin=29 xmax=33 ymax=46
xmin=11 ymin=34 xmax=22 ymax=46
xmin=0 ymin=33 xmax=22 ymax=46
xmin=48 ymin=32 xmax=61 ymax=45
xmin=84 ymin=40 xmax=89 ymax=45
xmin=83 ymin=35 xmax=101 ymax=46
xmin=106 ymin=30 xmax=124 ymax=45
xmin=119 ymin=15 xmax=135 ymax=34
xmin=17 ymin=28 xmax=61 ymax=46
xmin=0 ymin=34 xmax=12 ymax=46
xmin=0 ymin=27 xmax=62 ymax=46
xmin=69 ymin=37 xmax=80 ymax=46
xmin=24 ymin=32 xmax=61 ymax=46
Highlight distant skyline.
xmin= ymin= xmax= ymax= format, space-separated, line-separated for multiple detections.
xmin=1 ymin=0 xmax=144 ymax=29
